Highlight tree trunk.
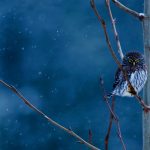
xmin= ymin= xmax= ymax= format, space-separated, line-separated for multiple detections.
xmin=143 ymin=0 xmax=150 ymax=150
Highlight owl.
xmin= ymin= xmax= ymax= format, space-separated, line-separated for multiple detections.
xmin=108 ymin=52 xmax=147 ymax=97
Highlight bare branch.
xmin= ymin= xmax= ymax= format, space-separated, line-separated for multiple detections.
xmin=106 ymin=0 xmax=124 ymax=60
xmin=106 ymin=0 xmax=150 ymax=112
xmin=90 ymin=0 xmax=150 ymax=112
xmin=90 ymin=0 xmax=134 ymax=96
xmin=104 ymin=97 xmax=115 ymax=150
xmin=112 ymin=0 xmax=145 ymax=21
xmin=0 ymin=80 xmax=101 ymax=150
xmin=90 ymin=0 xmax=122 ymax=68
xmin=100 ymin=77 xmax=126 ymax=150
xmin=134 ymin=95 xmax=150 ymax=113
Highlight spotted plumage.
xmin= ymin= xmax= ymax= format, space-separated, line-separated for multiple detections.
xmin=108 ymin=52 xmax=147 ymax=97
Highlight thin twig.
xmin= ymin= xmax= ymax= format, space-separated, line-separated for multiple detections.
xmin=112 ymin=0 xmax=145 ymax=21
xmin=0 ymin=80 xmax=101 ymax=150
xmin=106 ymin=0 xmax=124 ymax=60
xmin=135 ymin=95 xmax=150 ymax=113
xmin=90 ymin=0 xmax=128 ymax=85
xmin=100 ymin=77 xmax=126 ymax=150
xmin=104 ymin=96 xmax=115 ymax=150
xmin=90 ymin=0 xmax=133 ymax=94
xmin=90 ymin=0 xmax=150 ymax=112
xmin=88 ymin=129 xmax=93 ymax=144
xmin=90 ymin=0 xmax=122 ymax=68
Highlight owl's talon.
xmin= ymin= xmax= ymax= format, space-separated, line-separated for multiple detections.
xmin=128 ymin=85 xmax=137 ymax=96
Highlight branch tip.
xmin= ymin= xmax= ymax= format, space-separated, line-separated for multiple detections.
xmin=112 ymin=0 xmax=145 ymax=21
xmin=0 ymin=80 xmax=101 ymax=150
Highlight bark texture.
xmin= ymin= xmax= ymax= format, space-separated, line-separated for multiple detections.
xmin=143 ymin=0 xmax=150 ymax=149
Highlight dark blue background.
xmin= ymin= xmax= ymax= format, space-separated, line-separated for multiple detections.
xmin=0 ymin=0 xmax=144 ymax=150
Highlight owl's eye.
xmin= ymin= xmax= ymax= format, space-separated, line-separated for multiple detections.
xmin=135 ymin=59 xmax=140 ymax=63
xmin=128 ymin=59 xmax=133 ymax=63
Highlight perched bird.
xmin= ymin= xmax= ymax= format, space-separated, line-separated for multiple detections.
xmin=108 ymin=52 xmax=147 ymax=97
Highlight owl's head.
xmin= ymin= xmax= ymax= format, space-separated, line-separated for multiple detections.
xmin=122 ymin=52 xmax=145 ymax=67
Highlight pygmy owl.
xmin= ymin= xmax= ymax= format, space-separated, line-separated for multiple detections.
xmin=108 ymin=52 xmax=147 ymax=97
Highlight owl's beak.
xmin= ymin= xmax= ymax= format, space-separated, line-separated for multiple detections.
xmin=133 ymin=62 xmax=136 ymax=66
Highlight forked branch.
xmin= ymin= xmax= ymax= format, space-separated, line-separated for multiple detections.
xmin=100 ymin=77 xmax=126 ymax=150
xmin=90 ymin=0 xmax=150 ymax=112
xmin=106 ymin=0 xmax=150 ymax=112
xmin=104 ymin=97 xmax=115 ymax=150
xmin=112 ymin=0 xmax=145 ymax=21
xmin=0 ymin=80 xmax=101 ymax=150
xmin=90 ymin=0 xmax=122 ymax=67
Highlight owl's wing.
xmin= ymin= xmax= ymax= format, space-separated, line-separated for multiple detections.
xmin=113 ymin=66 xmax=131 ymax=89
xmin=113 ymin=68 xmax=122 ymax=89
